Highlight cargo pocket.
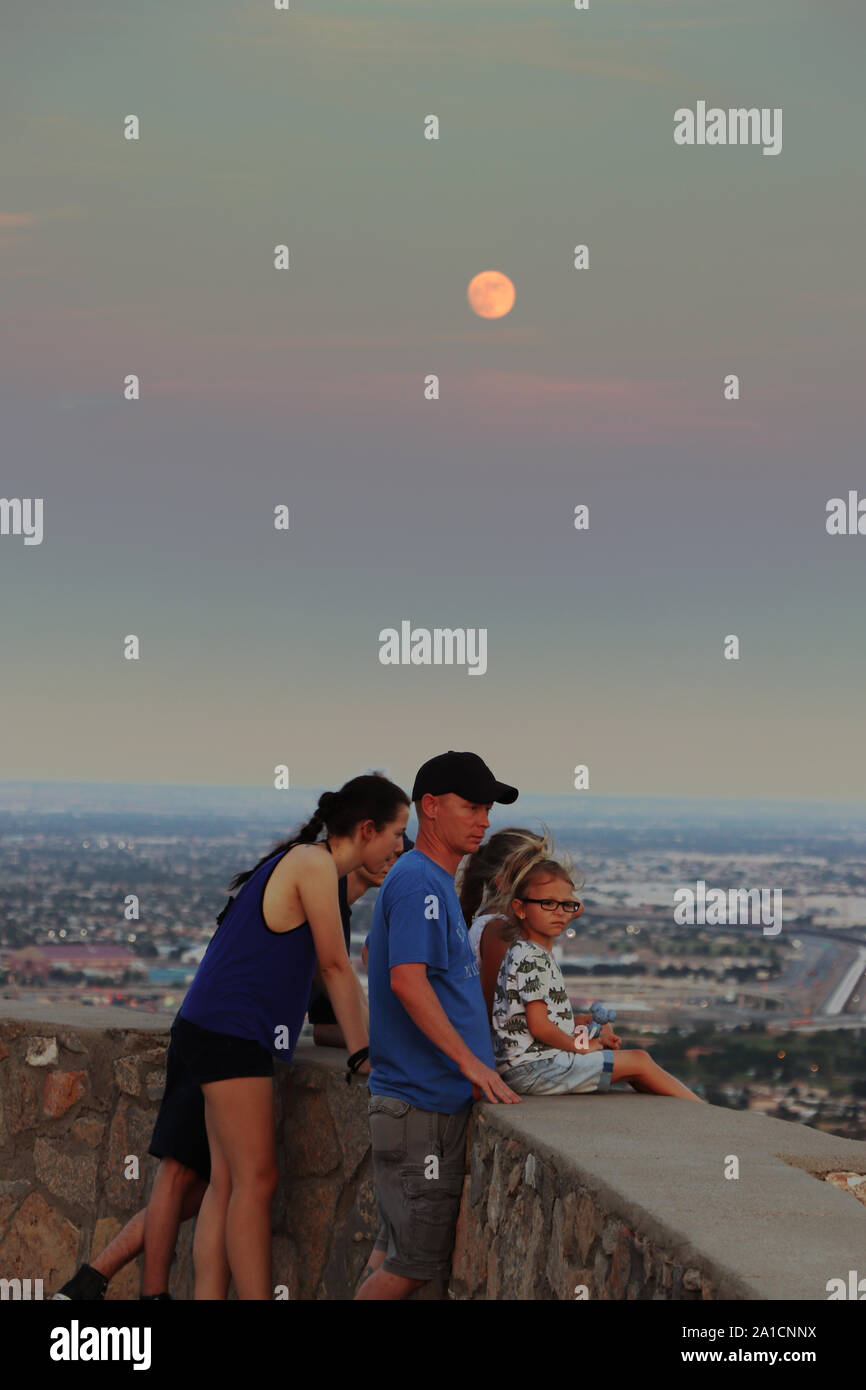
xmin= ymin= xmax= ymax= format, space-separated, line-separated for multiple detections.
xmin=368 ymin=1095 xmax=411 ymax=1160
xmin=402 ymin=1170 xmax=466 ymax=1265
xmin=437 ymin=1108 xmax=470 ymax=1165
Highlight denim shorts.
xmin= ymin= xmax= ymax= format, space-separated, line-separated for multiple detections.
xmin=368 ymin=1094 xmax=469 ymax=1282
xmin=499 ymin=1048 xmax=614 ymax=1095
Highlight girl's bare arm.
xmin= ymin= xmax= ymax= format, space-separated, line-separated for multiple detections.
xmin=524 ymin=1001 xmax=603 ymax=1054
xmin=297 ymin=853 xmax=369 ymax=1058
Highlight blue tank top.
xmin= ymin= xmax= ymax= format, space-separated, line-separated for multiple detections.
xmin=179 ymin=843 xmax=321 ymax=1056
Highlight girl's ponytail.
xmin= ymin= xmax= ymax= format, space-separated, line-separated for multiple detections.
xmin=228 ymin=773 xmax=409 ymax=891
xmin=292 ymin=789 xmax=340 ymax=845
xmin=457 ymin=826 xmax=548 ymax=923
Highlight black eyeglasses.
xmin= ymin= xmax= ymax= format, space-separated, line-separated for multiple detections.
xmin=515 ymin=897 xmax=582 ymax=914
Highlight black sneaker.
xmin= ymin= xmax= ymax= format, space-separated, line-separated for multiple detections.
xmin=140 ymin=1292 xmax=171 ymax=1300
xmin=52 ymin=1263 xmax=109 ymax=1301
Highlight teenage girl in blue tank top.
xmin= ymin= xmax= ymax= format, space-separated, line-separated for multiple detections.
xmin=173 ymin=773 xmax=410 ymax=1300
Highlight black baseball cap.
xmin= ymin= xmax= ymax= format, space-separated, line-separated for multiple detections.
xmin=411 ymin=751 xmax=518 ymax=805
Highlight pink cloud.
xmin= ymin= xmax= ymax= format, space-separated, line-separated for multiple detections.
xmin=210 ymin=14 xmax=689 ymax=90
xmin=0 ymin=213 xmax=37 ymax=228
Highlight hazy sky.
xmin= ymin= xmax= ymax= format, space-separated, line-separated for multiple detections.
xmin=2 ymin=1 xmax=865 ymax=801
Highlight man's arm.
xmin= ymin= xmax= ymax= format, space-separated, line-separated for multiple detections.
xmin=390 ymin=963 xmax=519 ymax=1104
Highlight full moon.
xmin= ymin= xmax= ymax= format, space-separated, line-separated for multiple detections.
xmin=467 ymin=269 xmax=515 ymax=320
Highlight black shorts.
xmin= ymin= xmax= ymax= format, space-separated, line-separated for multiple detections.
xmin=170 ymin=1014 xmax=274 ymax=1084
xmin=147 ymin=1033 xmax=211 ymax=1181
xmin=307 ymin=987 xmax=336 ymax=1026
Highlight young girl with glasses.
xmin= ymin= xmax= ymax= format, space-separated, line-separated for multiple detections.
xmin=489 ymin=845 xmax=702 ymax=1100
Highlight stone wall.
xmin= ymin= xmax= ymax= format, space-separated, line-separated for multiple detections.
xmin=2 ymin=1011 xmax=866 ymax=1300
xmin=0 ymin=1016 xmax=375 ymax=1300
xmin=1 ymin=1018 xmax=165 ymax=1299
xmin=450 ymin=1090 xmax=866 ymax=1301
xmin=452 ymin=1110 xmax=716 ymax=1299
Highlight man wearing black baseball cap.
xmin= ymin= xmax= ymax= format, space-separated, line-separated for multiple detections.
xmin=410 ymin=751 xmax=519 ymax=808
xmin=357 ymin=752 xmax=521 ymax=1301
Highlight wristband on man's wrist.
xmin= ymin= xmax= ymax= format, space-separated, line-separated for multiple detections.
xmin=345 ymin=1047 xmax=369 ymax=1084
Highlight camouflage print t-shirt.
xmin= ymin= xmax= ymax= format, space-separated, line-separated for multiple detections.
xmin=492 ymin=937 xmax=574 ymax=1070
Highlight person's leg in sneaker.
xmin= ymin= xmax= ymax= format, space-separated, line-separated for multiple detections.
xmin=54 ymin=1163 xmax=205 ymax=1299
xmin=52 ymin=1264 xmax=109 ymax=1301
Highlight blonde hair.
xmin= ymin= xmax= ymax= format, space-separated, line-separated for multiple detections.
xmin=457 ymin=825 xmax=549 ymax=924
xmin=487 ymin=841 xmax=584 ymax=945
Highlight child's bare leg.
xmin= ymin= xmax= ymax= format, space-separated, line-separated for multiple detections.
xmin=625 ymin=1075 xmax=655 ymax=1094
xmin=91 ymin=1208 xmax=146 ymax=1280
xmin=611 ymin=1049 xmax=703 ymax=1101
xmin=89 ymin=1167 xmax=206 ymax=1285
xmin=142 ymin=1158 xmax=207 ymax=1294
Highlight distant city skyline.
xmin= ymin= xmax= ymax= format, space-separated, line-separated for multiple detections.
xmin=3 ymin=778 xmax=866 ymax=820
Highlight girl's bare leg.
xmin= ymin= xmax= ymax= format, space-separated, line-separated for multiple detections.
xmin=193 ymin=1121 xmax=232 ymax=1300
xmin=610 ymin=1049 xmax=703 ymax=1101
xmin=199 ymin=1076 xmax=278 ymax=1300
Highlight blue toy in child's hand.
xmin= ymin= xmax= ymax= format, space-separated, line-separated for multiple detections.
xmin=587 ymin=1001 xmax=616 ymax=1039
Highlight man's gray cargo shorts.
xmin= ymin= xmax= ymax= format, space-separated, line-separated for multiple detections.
xmin=368 ymin=1093 xmax=470 ymax=1282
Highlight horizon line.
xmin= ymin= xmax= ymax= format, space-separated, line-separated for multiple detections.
xmin=2 ymin=778 xmax=865 ymax=811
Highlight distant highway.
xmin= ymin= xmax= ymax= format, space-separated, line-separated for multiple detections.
xmin=586 ymin=905 xmax=866 ymax=950
xmin=572 ymin=908 xmax=866 ymax=1029
xmin=823 ymin=947 xmax=866 ymax=1015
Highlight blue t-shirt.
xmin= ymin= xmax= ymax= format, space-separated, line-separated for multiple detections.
xmin=367 ymin=848 xmax=494 ymax=1113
